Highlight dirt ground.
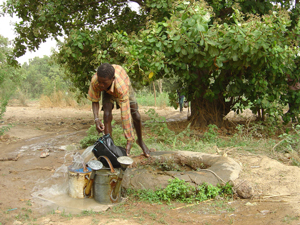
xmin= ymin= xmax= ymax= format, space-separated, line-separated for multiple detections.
xmin=1 ymin=102 xmax=300 ymax=225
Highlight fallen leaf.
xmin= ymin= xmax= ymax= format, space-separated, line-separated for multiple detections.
xmin=245 ymin=202 xmax=257 ymax=206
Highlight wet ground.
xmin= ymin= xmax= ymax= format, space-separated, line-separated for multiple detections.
xmin=0 ymin=104 xmax=300 ymax=225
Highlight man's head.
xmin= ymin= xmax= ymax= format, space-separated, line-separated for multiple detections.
xmin=96 ymin=63 xmax=115 ymax=91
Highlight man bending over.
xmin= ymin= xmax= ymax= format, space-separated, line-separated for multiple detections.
xmin=88 ymin=63 xmax=150 ymax=157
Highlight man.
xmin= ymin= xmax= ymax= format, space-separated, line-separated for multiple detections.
xmin=88 ymin=63 xmax=150 ymax=157
xmin=177 ymin=88 xmax=185 ymax=113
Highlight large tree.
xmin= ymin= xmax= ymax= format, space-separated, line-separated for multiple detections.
xmin=109 ymin=1 xmax=300 ymax=126
xmin=2 ymin=0 xmax=300 ymax=126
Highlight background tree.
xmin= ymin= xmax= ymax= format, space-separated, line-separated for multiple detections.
xmin=18 ymin=56 xmax=69 ymax=99
xmin=0 ymin=35 xmax=19 ymax=135
xmin=2 ymin=0 xmax=300 ymax=126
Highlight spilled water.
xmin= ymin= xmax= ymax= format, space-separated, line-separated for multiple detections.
xmin=31 ymin=145 xmax=113 ymax=214
xmin=31 ymin=181 xmax=110 ymax=214
xmin=69 ymin=145 xmax=95 ymax=171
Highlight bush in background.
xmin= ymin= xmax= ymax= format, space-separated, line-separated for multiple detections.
xmin=136 ymin=90 xmax=170 ymax=108
xmin=0 ymin=35 xmax=20 ymax=135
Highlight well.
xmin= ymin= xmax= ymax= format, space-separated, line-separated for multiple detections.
xmin=122 ymin=151 xmax=242 ymax=191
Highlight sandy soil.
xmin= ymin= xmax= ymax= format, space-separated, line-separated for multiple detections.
xmin=0 ymin=103 xmax=300 ymax=225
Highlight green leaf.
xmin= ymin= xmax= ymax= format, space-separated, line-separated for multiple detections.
xmin=196 ymin=22 xmax=206 ymax=32
xmin=175 ymin=46 xmax=181 ymax=53
xmin=206 ymin=39 xmax=217 ymax=46
xmin=181 ymin=49 xmax=187 ymax=55
xmin=156 ymin=26 xmax=162 ymax=34
xmin=182 ymin=13 xmax=188 ymax=21
xmin=200 ymin=39 xmax=204 ymax=46
xmin=242 ymin=44 xmax=249 ymax=53
xmin=172 ymin=35 xmax=181 ymax=41
xmin=209 ymin=46 xmax=219 ymax=57
xmin=216 ymin=59 xmax=223 ymax=68
xmin=78 ymin=42 xmax=83 ymax=50
xmin=188 ymin=18 xmax=195 ymax=27
xmin=232 ymin=54 xmax=238 ymax=61
xmin=148 ymin=38 xmax=156 ymax=43
xmin=164 ymin=67 xmax=169 ymax=73
xmin=187 ymin=45 xmax=194 ymax=54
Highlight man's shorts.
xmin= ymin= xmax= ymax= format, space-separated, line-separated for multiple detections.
xmin=101 ymin=85 xmax=137 ymax=110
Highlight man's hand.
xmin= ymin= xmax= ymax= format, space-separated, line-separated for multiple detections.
xmin=126 ymin=141 xmax=132 ymax=156
xmin=95 ymin=118 xmax=105 ymax=133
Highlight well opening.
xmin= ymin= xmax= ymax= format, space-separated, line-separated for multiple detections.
xmin=133 ymin=155 xmax=211 ymax=172
xmin=122 ymin=151 xmax=242 ymax=191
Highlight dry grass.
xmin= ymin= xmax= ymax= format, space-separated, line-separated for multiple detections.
xmin=39 ymin=91 xmax=92 ymax=109
xmin=39 ymin=91 xmax=78 ymax=108
xmin=15 ymin=88 xmax=28 ymax=107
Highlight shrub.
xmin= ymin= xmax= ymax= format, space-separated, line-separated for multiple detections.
xmin=80 ymin=125 xmax=99 ymax=148
xmin=129 ymin=178 xmax=233 ymax=204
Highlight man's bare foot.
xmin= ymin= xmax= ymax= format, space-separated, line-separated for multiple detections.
xmin=136 ymin=139 xmax=150 ymax=158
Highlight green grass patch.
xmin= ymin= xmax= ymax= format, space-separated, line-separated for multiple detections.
xmin=127 ymin=178 xmax=233 ymax=204
xmin=136 ymin=91 xmax=170 ymax=107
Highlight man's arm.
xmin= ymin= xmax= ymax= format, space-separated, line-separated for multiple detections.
xmin=92 ymin=102 xmax=104 ymax=133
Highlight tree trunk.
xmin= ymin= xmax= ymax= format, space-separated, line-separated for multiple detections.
xmin=153 ymin=81 xmax=157 ymax=107
xmin=157 ymin=79 xmax=163 ymax=93
xmin=187 ymin=68 xmax=232 ymax=127
xmin=189 ymin=96 xmax=231 ymax=127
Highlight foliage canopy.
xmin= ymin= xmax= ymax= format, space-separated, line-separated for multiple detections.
xmin=3 ymin=0 xmax=300 ymax=125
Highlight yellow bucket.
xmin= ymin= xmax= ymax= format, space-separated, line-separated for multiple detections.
xmin=68 ymin=167 xmax=92 ymax=198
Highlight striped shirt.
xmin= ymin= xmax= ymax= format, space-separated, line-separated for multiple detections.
xmin=87 ymin=65 xmax=135 ymax=142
